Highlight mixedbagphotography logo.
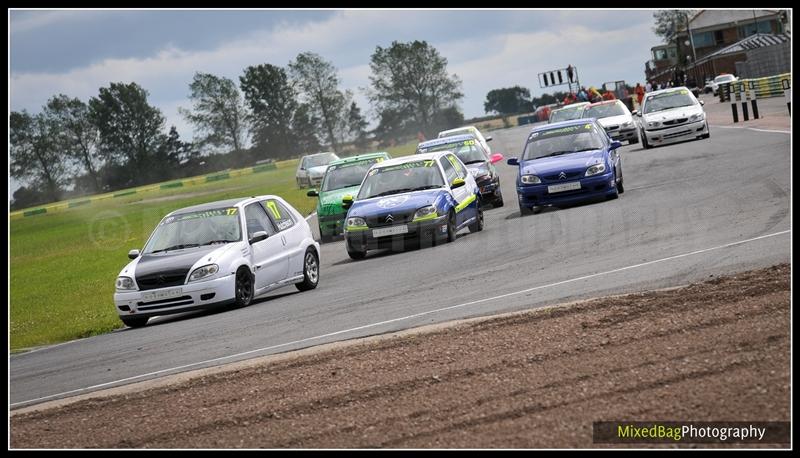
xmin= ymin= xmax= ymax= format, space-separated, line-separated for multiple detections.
xmin=593 ymin=421 xmax=790 ymax=444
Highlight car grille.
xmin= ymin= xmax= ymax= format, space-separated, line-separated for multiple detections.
xmin=135 ymin=269 xmax=189 ymax=291
xmin=137 ymin=295 xmax=194 ymax=311
xmin=664 ymin=129 xmax=693 ymax=139
xmin=365 ymin=210 xmax=416 ymax=228
xmin=663 ymin=118 xmax=688 ymax=126
xmin=542 ymin=171 xmax=584 ymax=183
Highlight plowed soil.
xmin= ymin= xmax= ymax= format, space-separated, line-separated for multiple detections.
xmin=11 ymin=264 xmax=790 ymax=448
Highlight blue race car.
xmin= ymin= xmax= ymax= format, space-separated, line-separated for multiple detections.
xmin=342 ymin=151 xmax=483 ymax=260
xmin=507 ymin=118 xmax=625 ymax=215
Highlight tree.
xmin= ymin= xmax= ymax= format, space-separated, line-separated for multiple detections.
xmin=88 ymin=82 xmax=166 ymax=186
xmin=484 ymin=86 xmax=534 ymax=115
xmin=347 ymin=101 xmax=370 ymax=149
xmin=367 ymin=40 xmax=464 ymax=139
xmin=10 ymin=111 xmax=68 ymax=202
xmin=179 ymin=72 xmax=248 ymax=154
xmin=43 ymin=94 xmax=102 ymax=192
xmin=240 ymin=64 xmax=299 ymax=160
xmin=291 ymin=103 xmax=323 ymax=156
xmin=289 ymin=52 xmax=350 ymax=153
xmin=652 ymin=10 xmax=696 ymax=43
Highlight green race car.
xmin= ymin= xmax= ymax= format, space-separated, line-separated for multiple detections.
xmin=307 ymin=152 xmax=391 ymax=243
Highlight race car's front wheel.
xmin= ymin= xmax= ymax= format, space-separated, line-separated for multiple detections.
xmin=446 ymin=211 xmax=457 ymax=243
xmin=493 ymin=188 xmax=504 ymax=207
xmin=296 ymin=248 xmax=319 ymax=291
xmin=120 ymin=316 xmax=149 ymax=328
xmin=519 ymin=203 xmax=531 ymax=216
xmin=641 ymin=131 xmax=651 ymax=149
xmin=468 ymin=201 xmax=484 ymax=233
xmin=234 ymin=267 xmax=254 ymax=307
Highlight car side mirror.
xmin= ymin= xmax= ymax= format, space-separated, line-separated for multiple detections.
xmin=489 ymin=153 xmax=504 ymax=164
xmin=249 ymin=231 xmax=268 ymax=244
xmin=128 ymin=249 xmax=140 ymax=260
xmin=485 ymin=136 xmax=493 ymax=142
xmin=636 ymin=111 xmax=642 ymax=117
xmin=507 ymin=157 xmax=519 ymax=166
xmin=631 ymin=110 xmax=639 ymax=116
xmin=307 ymin=189 xmax=319 ymax=197
xmin=699 ymin=100 xmax=705 ymax=106
xmin=450 ymin=178 xmax=466 ymax=189
xmin=610 ymin=140 xmax=623 ymax=150
xmin=342 ymin=195 xmax=354 ymax=210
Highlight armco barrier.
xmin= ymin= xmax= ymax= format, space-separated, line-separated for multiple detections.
xmin=9 ymin=162 xmax=278 ymax=220
xmin=720 ymin=73 xmax=791 ymax=102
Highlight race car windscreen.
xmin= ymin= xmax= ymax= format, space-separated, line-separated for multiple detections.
xmin=304 ymin=153 xmax=337 ymax=168
xmin=549 ymin=107 xmax=585 ymax=123
xmin=357 ymin=161 xmax=445 ymax=199
xmin=582 ymin=102 xmax=626 ymax=119
xmin=643 ymin=89 xmax=697 ymax=114
xmin=321 ymin=160 xmax=378 ymax=192
xmin=420 ymin=140 xmax=487 ymax=165
xmin=143 ymin=208 xmax=242 ymax=254
xmin=522 ymin=123 xmax=606 ymax=161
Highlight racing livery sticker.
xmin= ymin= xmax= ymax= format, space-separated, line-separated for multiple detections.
xmin=376 ymin=195 xmax=410 ymax=209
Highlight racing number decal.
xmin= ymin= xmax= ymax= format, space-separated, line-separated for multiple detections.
xmin=462 ymin=139 xmax=476 ymax=146
xmin=424 ymin=160 xmax=435 ymax=167
xmin=265 ymin=201 xmax=281 ymax=219
xmin=226 ymin=208 xmax=238 ymax=216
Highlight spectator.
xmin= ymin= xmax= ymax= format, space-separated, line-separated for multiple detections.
xmin=588 ymin=86 xmax=602 ymax=102
xmin=577 ymin=87 xmax=589 ymax=102
xmin=635 ymin=83 xmax=645 ymax=107
xmin=602 ymin=89 xmax=616 ymax=101
xmin=563 ymin=92 xmax=577 ymax=105
xmin=646 ymin=81 xmax=653 ymax=92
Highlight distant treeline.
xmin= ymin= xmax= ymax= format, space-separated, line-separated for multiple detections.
xmin=10 ymin=41 xmax=467 ymax=210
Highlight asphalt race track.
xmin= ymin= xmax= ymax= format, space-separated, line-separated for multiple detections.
xmin=10 ymin=123 xmax=790 ymax=408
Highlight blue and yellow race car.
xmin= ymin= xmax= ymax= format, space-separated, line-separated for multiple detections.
xmin=342 ymin=151 xmax=483 ymax=260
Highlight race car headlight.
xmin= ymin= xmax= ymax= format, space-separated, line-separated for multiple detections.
xmin=646 ymin=121 xmax=661 ymax=129
xmin=470 ymin=166 xmax=490 ymax=178
xmin=585 ymin=163 xmax=607 ymax=177
xmin=188 ymin=264 xmax=219 ymax=282
xmin=689 ymin=112 xmax=705 ymax=122
xmin=520 ymin=174 xmax=541 ymax=185
xmin=116 ymin=276 xmax=136 ymax=291
xmin=413 ymin=205 xmax=438 ymax=221
xmin=346 ymin=217 xmax=366 ymax=228
xmin=621 ymin=121 xmax=633 ymax=128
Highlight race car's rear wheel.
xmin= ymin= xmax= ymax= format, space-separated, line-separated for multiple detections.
xmin=234 ymin=267 xmax=254 ymax=307
xmin=120 ymin=316 xmax=148 ymax=328
xmin=446 ymin=211 xmax=457 ymax=243
xmin=296 ymin=248 xmax=319 ymax=291
xmin=468 ymin=201 xmax=484 ymax=233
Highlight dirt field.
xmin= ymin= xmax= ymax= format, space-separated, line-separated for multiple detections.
xmin=11 ymin=264 xmax=790 ymax=448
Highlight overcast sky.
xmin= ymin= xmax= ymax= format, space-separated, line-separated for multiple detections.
xmin=10 ymin=9 xmax=664 ymax=146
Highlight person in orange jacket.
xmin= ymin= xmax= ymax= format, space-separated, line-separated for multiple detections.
xmin=635 ymin=83 xmax=645 ymax=108
xmin=602 ymin=90 xmax=616 ymax=101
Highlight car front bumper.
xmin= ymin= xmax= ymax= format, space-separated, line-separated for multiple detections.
xmin=606 ymin=126 xmax=638 ymax=142
xmin=643 ymin=119 xmax=708 ymax=146
xmin=113 ymin=273 xmax=236 ymax=318
xmin=318 ymin=211 xmax=347 ymax=236
xmin=516 ymin=171 xmax=617 ymax=208
xmin=344 ymin=214 xmax=450 ymax=251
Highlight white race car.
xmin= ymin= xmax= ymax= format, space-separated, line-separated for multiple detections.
xmin=114 ymin=195 xmax=319 ymax=327
xmin=636 ymin=86 xmax=710 ymax=149
xmin=296 ymin=152 xmax=339 ymax=188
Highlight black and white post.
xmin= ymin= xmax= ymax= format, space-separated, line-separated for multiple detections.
xmin=749 ymin=80 xmax=760 ymax=119
xmin=783 ymin=79 xmax=791 ymax=115
xmin=729 ymin=83 xmax=739 ymax=123
xmin=740 ymin=82 xmax=749 ymax=122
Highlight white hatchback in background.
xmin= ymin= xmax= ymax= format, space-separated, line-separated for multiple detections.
xmin=580 ymin=100 xmax=639 ymax=145
xmin=296 ymin=152 xmax=339 ymax=188
xmin=113 ymin=195 xmax=320 ymax=328
xmin=636 ymin=86 xmax=710 ymax=149
xmin=709 ymin=74 xmax=738 ymax=96
xmin=438 ymin=125 xmax=493 ymax=155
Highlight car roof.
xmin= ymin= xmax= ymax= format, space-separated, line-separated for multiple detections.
xmin=585 ymin=99 xmax=621 ymax=108
xmin=303 ymin=152 xmax=337 ymax=158
xmin=418 ymin=134 xmax=477 ymax=149
xmin=530 ymin=118 xmax=597 ymax=133
xmin=375 ymin=151 xmax=451 ymax=167
xmin=552 ymin=102 xmax=590 ymax=112
xmin=169 ymin=197 xmax=254 ymax=215
xmin=328 ymin=152 xmax=389 ymax=166
xmin=439 ymin=125 xmax=478 ymax=135
xmin=645 ymin=86 xmax=692 ymax=97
